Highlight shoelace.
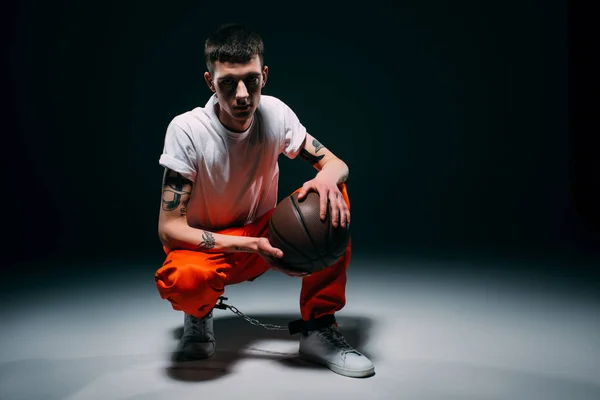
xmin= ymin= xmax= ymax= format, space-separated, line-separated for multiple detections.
xmin=318 ymin=326 xmax=356 ymax=352
xmin=184 ymin=312 xmax=213 ymax=341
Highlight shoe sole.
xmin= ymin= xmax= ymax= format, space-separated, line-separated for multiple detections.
xmin=298 ymin=351 xmax=375 ymax=378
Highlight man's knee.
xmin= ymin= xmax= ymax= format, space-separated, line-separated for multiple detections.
xmin=155 ymin=262 xmax=225 ymax=303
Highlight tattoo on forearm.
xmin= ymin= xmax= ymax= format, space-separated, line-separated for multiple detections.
xmin=312 ymin=139 xmax=324 ymax=153
xmin=300 ymin=148 xmax=325 ymax=165
xmin=234 ymin=246 xmax=255 ymax=252
xmin=198 ymin=231 xmax=216 ymax=250
xmin=161 ymin=170 xmax=191 ymax=211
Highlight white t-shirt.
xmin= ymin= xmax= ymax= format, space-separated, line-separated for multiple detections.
xmin=159 ymin=93 xmax=307 ymax=230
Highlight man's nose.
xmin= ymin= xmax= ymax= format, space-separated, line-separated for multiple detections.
xmin=236 ymin=81 xmax=249 ymax=99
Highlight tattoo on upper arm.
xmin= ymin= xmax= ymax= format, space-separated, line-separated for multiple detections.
xmin=180 ymin=199 xmax=189 ymax=217
xmin=198 ymin=231 xmax=216 ymax=250
xmin=161 ymin=169 xmax=191 ymax=212
xmin=312 ymin=139 xmax=324 ymax=153
xmin=300 ymin=148 xmax=325 ymax=165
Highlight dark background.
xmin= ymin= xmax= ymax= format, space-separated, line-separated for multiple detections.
xmin=2 ymin=0 xmax=597 ymax=273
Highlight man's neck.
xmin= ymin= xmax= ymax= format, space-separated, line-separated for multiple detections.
xmin=214 ymin=103 xmax=253 ymax=133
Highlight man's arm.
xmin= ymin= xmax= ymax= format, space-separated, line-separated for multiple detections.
xmin=157 ymin=168 xmax=262 ymax=253
xmin=299 ymin=133 xmax=349 ymax=184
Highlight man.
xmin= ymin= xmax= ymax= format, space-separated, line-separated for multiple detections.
xmin=154 ymin=23 xmax=374 ymax=378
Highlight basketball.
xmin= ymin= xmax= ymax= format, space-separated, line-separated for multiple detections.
xmin=267 ymin=191 xmax=350 ymax=274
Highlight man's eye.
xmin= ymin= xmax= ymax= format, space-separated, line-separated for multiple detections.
xmin=222 ymin=79 xmax=234 ymax=85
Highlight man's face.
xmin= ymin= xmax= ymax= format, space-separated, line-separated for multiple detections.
xmin=204 ymin=55 xmax=267 ymax=130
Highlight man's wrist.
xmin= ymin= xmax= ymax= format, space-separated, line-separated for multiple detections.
xmin=317 ymin=159 xmax=349 ymax=185
xmin=232 ymin=237 xmax=260 ymax=253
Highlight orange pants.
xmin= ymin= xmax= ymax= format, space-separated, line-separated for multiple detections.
xmin=154 ymin=184 xmax=351 ymax=322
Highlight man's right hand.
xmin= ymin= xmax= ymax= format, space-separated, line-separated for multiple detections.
xmin=256 ymin=238 xmax=310 ymax=278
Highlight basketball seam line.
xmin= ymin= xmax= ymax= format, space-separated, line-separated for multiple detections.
xmin=268 ymin=218 xmax=314 ymax=268
xmin=290 ymin=195 xmax=327 ymax=270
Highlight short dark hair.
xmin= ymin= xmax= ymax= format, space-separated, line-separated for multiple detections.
xmin=204 ymin=23 xmax=264 ymax=74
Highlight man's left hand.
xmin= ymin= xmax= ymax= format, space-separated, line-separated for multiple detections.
xmin=297 ymin=177 xmax=350 ymax=228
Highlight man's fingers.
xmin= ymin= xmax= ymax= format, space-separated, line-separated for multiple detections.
xmin=330 ymin=192 xmax=342 ymax=227
xmin=263 ymin=240 xmax=283 ymax=258
xmin=266 ymin=251 xmax=283 ymax=263
xmin=320 ymin=189 xmax=329 ymax=220
xmin=298 ymin=184 xmax=311 ymax=201
xmin=339 ymin=196 xmax=349 ymax=228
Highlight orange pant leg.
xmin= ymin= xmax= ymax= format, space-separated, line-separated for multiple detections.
xmin=154 ymin=211 xmax=273 ymax=319
xmin=298 ymin=183 xmax=351 ymax=321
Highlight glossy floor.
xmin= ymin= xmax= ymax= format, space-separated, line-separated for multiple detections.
xmin=1 ymin=254 xmax=599 ymax=400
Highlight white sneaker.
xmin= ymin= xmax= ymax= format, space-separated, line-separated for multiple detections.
xmin=177 ymin=311 xmax=216 ymax=359
xmin=299 ymin=324 xmax=375 ymax=378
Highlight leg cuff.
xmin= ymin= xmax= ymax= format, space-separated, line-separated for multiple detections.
xmin=288 ymin=314 xmax=336 ymax=335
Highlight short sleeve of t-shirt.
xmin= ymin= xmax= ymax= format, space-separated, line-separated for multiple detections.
xmin=158 ymin=121 xmax=198 ymax=182
xmin=281 ymin=103 xmax=307 ymax=159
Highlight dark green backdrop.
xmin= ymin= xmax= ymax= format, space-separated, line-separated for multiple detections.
xmin=4 ymin=0 xmax=595 ymax=269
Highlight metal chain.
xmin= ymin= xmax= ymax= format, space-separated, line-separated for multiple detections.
xmin=214 ymin=296 xmax=289 ymax=331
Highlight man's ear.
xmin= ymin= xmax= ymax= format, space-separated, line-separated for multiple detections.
xmin=262 ymin=65 xmax=268 ymax=87
xmin=204 ymin=71 xmax=216 ymax=92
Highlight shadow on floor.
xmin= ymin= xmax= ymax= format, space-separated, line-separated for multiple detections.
xmin=165 ymin=313 xmax=375 ymax=382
